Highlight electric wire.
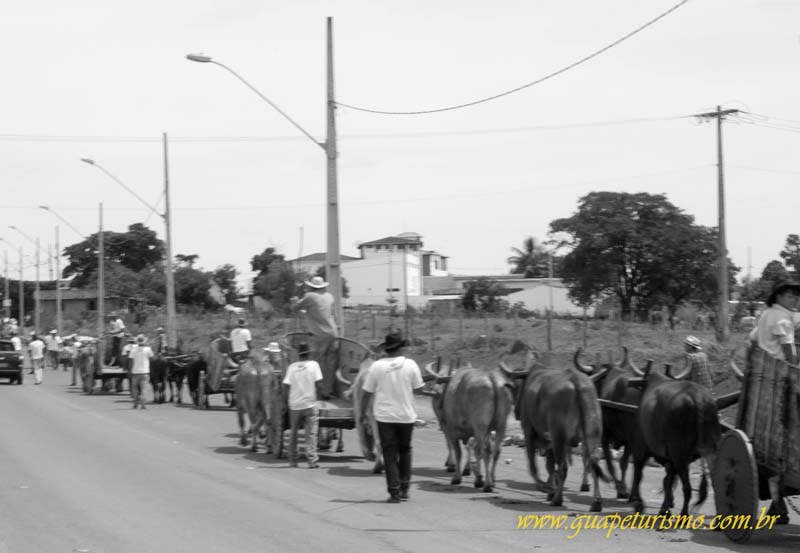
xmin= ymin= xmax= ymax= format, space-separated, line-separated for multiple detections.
xmin=335 ymin=0 xmax=691 ymax=115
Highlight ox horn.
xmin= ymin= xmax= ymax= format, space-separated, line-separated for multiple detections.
xmin=671 ymin=356 xmax=692 ymax=380
xmin=627 ymin=352 xmax=646 ymax=377
xmin=729 ymin=350 xmax=745 ymax=382
xmin=335 ymin=369 xmax=352 ymax=388
xmin=422 ymin=361 xmax=440 ymax=383
xmin=573 ymin=348 xmax=594 ymax=374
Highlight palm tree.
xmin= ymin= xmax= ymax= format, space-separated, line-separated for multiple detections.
xmin=507 ymin=236 xmax=549 ymax=278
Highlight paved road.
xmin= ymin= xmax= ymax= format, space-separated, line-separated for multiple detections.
xmin=0 ymin=369 xmax=798 ymax=553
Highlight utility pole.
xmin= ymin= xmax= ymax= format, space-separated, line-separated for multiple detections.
xmin=34 ymin=237 xmax=40 ymax=332
xmin=98 ymin=203 xmax=105 ymax=358
xmin=18 ymin=247 xmax=23 ymax=328
xmin=547 ymin=252 xmax=553 ymax=352
xmin=694 ymin=106 xmax=740 ymax=344
xmin=325 ymin=16 xmax=344 ymax=337
xmin=3 ymin=250 xmax=8 ymax=320
xmin=55 ymin=226 xmax=62 ymax=334
xmin=47 ymin=244 xmax=53 ymax=281
xmin=163 ymin=132 xmax=177 ymax=351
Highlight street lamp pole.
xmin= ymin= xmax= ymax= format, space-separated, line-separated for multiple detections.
xmin=186 ymin=16 xmax=345 ymax=335
xmin=81 ymin=156 xmax=177 ymax=350
xmin=55 ymin=225 xmax=61 ymax=334
xmin=10 ymin=226 xmax=40 ymax=332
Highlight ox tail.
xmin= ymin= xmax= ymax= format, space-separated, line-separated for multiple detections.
xmin=692 ymin=396 xmax=720 ymax=511
xmin=574 ymin=383 xmax=610 ymax=484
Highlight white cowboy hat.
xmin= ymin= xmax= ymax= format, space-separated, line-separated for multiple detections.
xmin=264 ymin=342 xmax=282 ymax=353
xmin=684 ymin=335 xmax=702 ymax=350
xmin=304 ymin=276 xmax=329 ymax=288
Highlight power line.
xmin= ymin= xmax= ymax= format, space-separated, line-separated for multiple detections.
xmin=0 ymin=114 xmax=693 ymax=143
xmin=335 ymin=0 xmax=691 ymax=115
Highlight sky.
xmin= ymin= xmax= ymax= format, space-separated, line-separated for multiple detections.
xmin=1 ymin=0 xmax=798 ymax=291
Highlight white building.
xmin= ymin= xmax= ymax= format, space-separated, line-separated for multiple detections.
xmin=341 ymin=232 xmax=452 ymax=308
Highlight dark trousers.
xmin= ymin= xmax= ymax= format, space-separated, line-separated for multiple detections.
xmin=377 ymin=422 xmax=414 ymax=496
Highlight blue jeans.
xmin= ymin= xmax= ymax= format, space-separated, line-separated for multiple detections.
xmin=289 ymin=407 xmax=319 ymax=464
xmin=131 ymin=374 xmax=148 ymax=407
xmin=377 ymin=422 xmax=414 ymax=496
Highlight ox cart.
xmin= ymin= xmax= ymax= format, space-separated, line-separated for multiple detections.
xmin=194 ymin=337 xmax=238 ymax=409
xmin=713 ymin=346 xmax=800 ymax=543
xmin=76 ymin=334 xmax=129 ymax=394
xmin=280 ymin=332 xmax=373 ymax=450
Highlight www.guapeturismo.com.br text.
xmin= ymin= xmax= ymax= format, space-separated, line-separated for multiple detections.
xmin=516 ymin=507 xmax=780 ymax=539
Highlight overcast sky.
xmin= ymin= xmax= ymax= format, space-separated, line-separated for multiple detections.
xmin=2 ymin=0 xmax=798 ymax=290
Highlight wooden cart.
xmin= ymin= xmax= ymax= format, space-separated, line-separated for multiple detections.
xmin=280 ymin=332 xmax=373 ymax=449
xmin=78 ymin=335 xmax=128 ymax=394
xmin=713 ymin=346 xmax=800 ymax=543
xmin=194 ymin=337 xmax=237 ymax=409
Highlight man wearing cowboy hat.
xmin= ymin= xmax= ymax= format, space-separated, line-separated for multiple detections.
xmin=44 ymin=329 xmax=62 ymax=371
xmin=683 ymin=335 xmax=713 ymax=391
xmin=361 ymin=329 xmax=424 ymax=503
xmin=129 ymin=334 xmax=153 ymax=409
xmin=293 ymin=275 xmax=339 ymax=399
xmin=282 ymin=342 xmax=323 ymax=468
xmin=750 ymin=279 xmax=800 ymax=364
xmin=229 ymin=318 xmax=252 ymax=364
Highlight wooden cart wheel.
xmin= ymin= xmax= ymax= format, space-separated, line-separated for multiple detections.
xmin=713 ymin=429 xmax=759 ymax=543
xmin=195 ymin=371 xmax=207 ymax=409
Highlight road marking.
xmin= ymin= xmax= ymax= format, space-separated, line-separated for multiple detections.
xmin=19 ymin=485 xmax=29 ymax=489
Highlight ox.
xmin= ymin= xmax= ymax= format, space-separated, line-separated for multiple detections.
xmin=339 ymin=358 xmax=384 ymax=473
xmin=575 ymin=347 xmax=648 ymax=500
xmin=150 ymin=356 xmax=169 ymax=404
xmin=234 ymin=350 xmax=283 ymax=456
xmin=420 ymin=359 xmax=519 ymax=492
xmin=514 ymin=350 xmax=606 ymax=511
xmin=626 ymin=360 xmax=722 ymax=515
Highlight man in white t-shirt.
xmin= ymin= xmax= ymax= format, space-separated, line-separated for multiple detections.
xmin=229 ymin=319 xmax=252 ymax=364
xmin=9 ymin=330 xmax=22 ymax=352
xmin=28 ymin=332 xmax=46 ymax=385
xmin=749 ymin=279 xmax=799 ymax=364
xmin=282 ymin=342 xmax=323 ymax=468
xmin=130 ymin=334 xmax=153 ymax=409
xmin=361 ymin=330 xmax=424 ymax=503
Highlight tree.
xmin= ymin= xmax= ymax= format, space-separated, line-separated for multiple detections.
xmin=550 ymin=192 xmax=739 ymax=314
xmin=507 ymin=237 xmax=550 ymax=278
xmin=63 ymin=223 xmax=164 ymax=287
xmin=780 ymin=234 xmax=800 ymax=275
xmin=251 ymin=247 xmax=299 ymax=313
xmin=174 ymin=266 xmax=213 ymax=307
xmin=461 ymin=278 xmax=516 ymax=312
xmin=212 ymin=264 xmax=240 ymax=304
xmin=175 ymin=253 xmax=199 ymax=268
xmin=749 ymin=260 xmax=791 ymax=301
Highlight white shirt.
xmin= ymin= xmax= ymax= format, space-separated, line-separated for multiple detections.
xmin=10 ymin=336 xmax=21 ymax=351
xmin=122 ymin=344 xmax=133 ymax=356
xmin=28 ymin=339 xmax=45 ymax=360
xmin=362 ymin=356 xmax=424 ymax=424
xmin=752 ymin=304 xmax=796 ymax=361
xmin=282 ymin=360 xmax=323 ymax=410
xmin=230 ymin=327 xmax=252 ymax=353
xmin=110 ymin=318 xmax=126 ymax=337
xmin=129 ymin=345 xmax=153 ymax=374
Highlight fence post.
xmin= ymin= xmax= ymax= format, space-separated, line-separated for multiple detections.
xmin=429 ymin=312 xmax=435 ymax=353
xmin=458 ymin=308 xmax=464 ymax=348
xmin=371 ymin=310 xmax=376 ymax=341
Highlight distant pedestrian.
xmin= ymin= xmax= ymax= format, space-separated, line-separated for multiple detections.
xmin=130 ymin=334 xmax=153 ymax=409
xmin=154 ymin=327 xmax=168 ymax=356
xmin=28 ymin=332 xmax=46 ymax=385
xmin=107 ymin=313 xmax=126 ymax=366
xmin=44 ymin=329 xmax=62 ymax=370
xmin=229 ymin=319 xmax=252 ymax=364
xmin=282 ymin=342 xmax=323 ymax=468
xmin=683 ymin=335 xmax=713 ymax=391
xmin=9 ymin=329 xmax=21 ymax=352
xmin=361 ymin=330 xmax=425 ymax=503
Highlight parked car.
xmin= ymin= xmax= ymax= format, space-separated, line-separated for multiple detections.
xmin=0 ymin=339 xmax=24 ymax=384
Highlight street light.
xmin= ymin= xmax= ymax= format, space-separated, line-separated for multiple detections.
xmin=9 ymin=226 xmax=40 ymax=332
xmin=38 ymin=206 xmax=84 ymax=239
xmin=185 ymin=17 xmax=344 ymax=334
xmin=81 ymin=153 xmax=178 ymax=350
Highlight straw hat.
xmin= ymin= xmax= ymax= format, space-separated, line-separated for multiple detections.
xmin=264 ymin=342 xmax=282 ymax=353
xmin=304 ymin=276 xmax=328 ymax=289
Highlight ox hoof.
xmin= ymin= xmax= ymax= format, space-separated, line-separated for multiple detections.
xmin=482 ymin=484 xmax=494 ymax=493
xmin=580 ymin=483 xmax=590 ymax=492
xmin=550 ymin=497 xmax=563 ymax=507
xmin=239 ymin=437 xmax=249 ymax=447
xmin=474 ymin=477 xmax=484 ymax=489
xmin=590 ymin=500 xmax=602 ymax=512
xmin=336 ymin=444 xmax=344 ymax=453
xmin=632 ymin=500 xmax=644 ymax=514
xmin=616 ymin=491 xmax=629 ymax=500
xmin=546 ymin=492 xmax=554 ymax=502
xmin=462 ymin=466 xmax=471 ymax=477
xmin=372 ymin=464 xmax=383 ymax=474
xmin=450 ymin=477 xmax=462 ymax=486
xmin=445 ymin=464 xmax=456 ymax=473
